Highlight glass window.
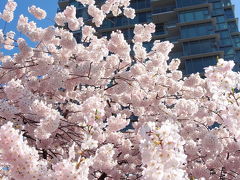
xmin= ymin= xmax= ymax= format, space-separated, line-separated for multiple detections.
xmin=176 ymin=0 xmax=207 ymax=8
xmin=146 ymin=0 xmax=151 ymax=8
xmin=138 ymin=13 xmax=147 ymax=23
xmin=146 ymin=12 xmax=152 ymax=22
xmin=216 ymin=22 xmax=228 ymax=30
xmin=179 ymin=8 xmax=209 ymax=23
xmin=130 ymin=1 xmax=137 ymax=9
xmin=186 ymin=12 xmax=194 ymax=21
xmin=219 ymin=30 xmax=229 ymax=38
xmin=224 ymin=54 xmax=235 ymax=60
xmin=102 ymin=18 xmax=112 ymax=28
xmin=233 ymin=36 xmax=240 ymax=47
xmin=225 ymin=9 xmax=234 ymax=19
xmin=73 ymin=33 xmax=81 ymax=43
xmin=183 ymin=39 xmax=217 ymax=56
xmin=213 ymin=8 xmax=224 ymax=16
xmin=138 ymin=0 xmax=145 ymax=9
xmin=181 ymin=23 xmax=214 ymax=38
xmin=130 ymin=0 xmax=150 ymax=9
xmin=228 ymin=22 xmax=238 ymax=33
xmin=236 ymin=50 xmax=240 ymax=60
xmin=216 ymin=16 xmax=225 ymax=23
xmin=212 ymin=0 xmax=224 ymax=16
xmin=195 ymin=11 xmax=204 ymax=20
xmin=129 ymin=29 xmax=134 ymax=39
xmin=194 ymin=59 xmax=204 ymax=72
xmin=185 ymin=56 xmax=217 ymax=74
xmin=122 ymin=29 xmax=129 ymax=39
xmin=213 ymin=2 xmax=223 ymax=9
xmin=185 ymin=60 xmax=193 ymax=74
xmin=220 ymin=39 xmax=232 ymax=46
xmin=219 ymin=35 xmax=232 ymax=47
xmin=220 ymin=46 xmax=234 ymax=55
xmin=76 ymin=8 xmax=89 ymax=19
xmin=143 ymin=42 xmax=152 ymax=51
xmin=115 ymin=17 xmax=122 ymax=26
xmin=155 ymin=23 xmax=165 ymax=35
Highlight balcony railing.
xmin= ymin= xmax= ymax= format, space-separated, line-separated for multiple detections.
xmin=166 ymin=20 xmax=178 ymax=28
xmin=180 ymin=31 xmax=215 ymax=39
xmin=170 ymin=52 xmax=183 ymax=58
xmin=183 ymin=46 xmax=218 ymax=56
xmin=154 ymin=31 xmax=165 ymax=36
xmin=169 ymin=36 xmax=180 ymax=43
xmin=152 ymin=5 xmax=176 ymax=14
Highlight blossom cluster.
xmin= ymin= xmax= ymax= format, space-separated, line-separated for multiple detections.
xmin=0 ymin=0 xmax=17 ymax=23
xmin=0 ymin=0 xmax=240 ymax=179
xmin=28 ymin=5 xmax=46 ymax=20
xmin=55 ymin=5 xmax=84 ymax=31
xmin=139 ymin=121 xmax=187 ymax=179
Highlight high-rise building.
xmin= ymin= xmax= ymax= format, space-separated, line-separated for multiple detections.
xmin=58 ymin=0 xmax=240 ymax=74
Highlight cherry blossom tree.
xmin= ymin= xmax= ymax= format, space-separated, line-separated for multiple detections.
xmin=0 ymin=0 xmax=240 ymax=179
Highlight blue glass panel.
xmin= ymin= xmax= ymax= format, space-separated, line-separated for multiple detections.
xmin=155 ymin=23 xmax=165 ymax=35
xmin=216 ymin=22 xmax=228 ymax=30
xmin=138 ymin=0 xmax=146 ymax=9
xmin=233 ymin=36 xmax=240 ymax=47
xmin=228 ymin=22 xmax=238 ymax=33
xmin=176 ymin=0 xmax=207 ymax=8
xmin=76 ymin=8 xmax=89 ymax=19
xmin=216 ymin=16 xmax=225 ymax=23
xmin=220 ymin=39 xmax=232 ymax=46
xmin=130 ymin=0 xmax=150 ymax=9
xmin=179 ymin=8 xmax=209 ymax=23
xmin=212 ymin=8 xmax=224 ymax=16
xmin=143 ymin=42 xmax=152 ymax=51
xmin=147 ymin=12 xmax=152 ymax=22
xmin=219 ymin=30 xmax=229 ymax=38
xmin=130 ymin=1 xmax=137 ymax=9
xmin=185 ymin=56 xmax=217 ymax=74
xmin=185 ymin=60 xmax=194 ymax=74
xmin=181 ymin=23 xmax=213 ymax=38
xmin=138 ymin=13 xmax=147 ymax=23
xmin=146 ymin=0 xmax=150 ymax=8
xmin=213 ymin=2 xmax=223 ymax=8
xmin=129 ymin=29 xmax=134 ymax=39
xmin=204 ymin=56 xmax=216 ymax=67
xmin=115 ymin=17 xmax=122 ymax=26
xmin=220 ymin=46 xmax=234 ymax=55
xmin=183 ymin=39 xmax=217 ymax=56
xmin=225 ymin=9 xmax=234 ymax=19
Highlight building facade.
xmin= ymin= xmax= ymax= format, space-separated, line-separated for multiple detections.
xmin=58 ymin=0 xmax=240 ymax=74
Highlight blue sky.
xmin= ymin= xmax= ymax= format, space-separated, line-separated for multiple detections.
xmin=0 ymin=0 xmax=58 ymax=54
xmin=0 ymin=0 xmax=58 ymax=32
xmin=232 ymin=0 xmax=240 ymax=27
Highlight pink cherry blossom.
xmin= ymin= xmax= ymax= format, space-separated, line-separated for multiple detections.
xmin=0 ymin=0 xmax=17 ymax=23
xmin=0 ymin=0 xmax=240 ymax=179
xmin=123 ymin=7 xmax=135 ymax=19
xmin=88 ymin=5 xmax=106 ymax=27
xmin=28 ymin=5 xmax=46 ymax=20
